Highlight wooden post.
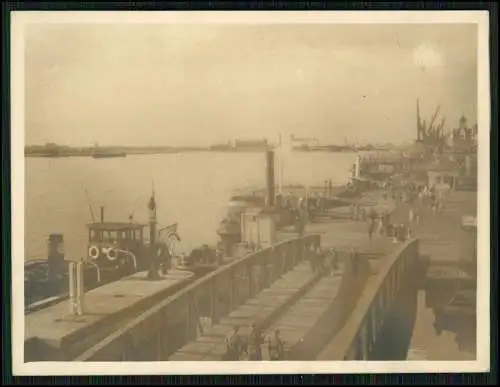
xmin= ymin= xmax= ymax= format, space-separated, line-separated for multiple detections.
xmin=228 ymin=270 xmax=235 ymax=311
xmin=247 ymin=264 xmax=254 ymax=298
xmin=147 ymin=193 xmax=160 ymax=280
xmin=157 ymin=311 xmax=167 ymax=360
xmin=209 ymin=280 xmax=219 ymax=325
xmin=261 ymin=252 xmax=270 ymax=289
xmin=185 ymin=294 xmax=196 ymax=342
xmin=76 ymin=261 xmax=84 ymax=315
xmin=68 ymin=261 xmax=76 ymax=315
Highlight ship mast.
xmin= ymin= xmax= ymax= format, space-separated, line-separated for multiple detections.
xmin=147 ymin=182 xmax=160 ymax=280
xmin=276 ymin=133 xmax=283 ymax=195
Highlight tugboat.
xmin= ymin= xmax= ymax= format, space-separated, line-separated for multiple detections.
xmin=24 ymin=194 xmax=179 ymax=313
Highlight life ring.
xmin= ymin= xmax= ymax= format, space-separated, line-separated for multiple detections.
xmin=88 ymin=246 xmax=99 ymax=259
xmin=106 ymin=248 xmax=118 ymax=261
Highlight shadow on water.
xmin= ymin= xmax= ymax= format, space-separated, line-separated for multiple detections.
xmin=369 ymin=275 xmax=419 ymax=360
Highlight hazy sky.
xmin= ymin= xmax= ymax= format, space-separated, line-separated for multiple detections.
xmin=25 ymin=23 xmax=478 ymax=146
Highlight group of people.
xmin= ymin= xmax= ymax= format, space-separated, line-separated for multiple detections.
xmin=308 ymin=245 xmax=341 ymax=276
xmin=224 ymin=323 xmax=285 ymax=361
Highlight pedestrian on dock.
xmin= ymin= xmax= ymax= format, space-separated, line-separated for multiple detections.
xmin=407 ymin=226 xmax=413 ymax=239
xmin=267 ymin=329 xmax=285 ymax=360
xmin=431 ymin=200 xmax=438 ymax=218
xmin=368 ymin=217 xmax=375 ymax=241
xmin=247 ymin=323 xmax=264 ymax=360
xmin=224 ymin=325 xmax=243 ymax=360
xmin=351 ymin=248 xmax=359 ymax=276
xmin=414 ymin=207 xmax=420 ymax=225
xmin=308 ymin=244 xmax=317 ymax=273
xmin=377 ymin=215 xmax=385 ymax=237
xmin=315 ymin=246 xmax=325 ymax=275
xmin=408 ymin=207 xmax=414 ymax=223
xmin=360 ymin=207 xmax=367 ymax=221
xmin=294 ymin=212 xmax=305 ymax=236
xmin=329 ymin=248 xmax=339 ymax=275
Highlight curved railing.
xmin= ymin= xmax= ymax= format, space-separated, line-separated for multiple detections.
xmin=317 ymin=238 xmax=420 ymax=360
xmin=75 ymin=233 xmax=320 ymax=361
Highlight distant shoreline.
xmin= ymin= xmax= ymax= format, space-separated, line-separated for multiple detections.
xmin=24 ymin=147 xmax=363 ymax=158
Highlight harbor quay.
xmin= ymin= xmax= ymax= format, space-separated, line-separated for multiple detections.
xmin=24 ymin=184 xmax=417 ymax=361
xmin=24 ymin=146 xmax=477 ymax=362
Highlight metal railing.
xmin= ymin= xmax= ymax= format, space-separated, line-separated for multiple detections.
xmin=75 ymin=233 xmax=320 ymax=361
xmin=317 ymin=238 xmax=420 ymax=360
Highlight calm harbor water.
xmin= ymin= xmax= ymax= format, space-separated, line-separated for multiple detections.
xmin=25 ymin=151 xmax=356 ymax=261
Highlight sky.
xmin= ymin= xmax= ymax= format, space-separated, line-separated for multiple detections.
xmin=24 ymin=23 xmax=478 ymax=146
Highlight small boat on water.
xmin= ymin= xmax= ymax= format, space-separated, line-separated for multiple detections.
xmin=24 ymin=195 xmax=179 ymax=313
xmin=92 ymin=152 xmax=127 ymax=159
xmin=91 ymin=143 xmax=127 ymax=158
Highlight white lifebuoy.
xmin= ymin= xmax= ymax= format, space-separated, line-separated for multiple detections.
xmin=106 ymin=248 xmax=118 ymax=261
xmin=88 ymin=246 xmax=99 ymax=259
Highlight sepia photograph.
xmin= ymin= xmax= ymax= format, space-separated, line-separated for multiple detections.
xmin=11 ymin=11 xmax=490 ymax=375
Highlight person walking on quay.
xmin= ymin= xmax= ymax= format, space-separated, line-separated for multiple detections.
xmin=267 ymin=329 xmax=285 ymax=361
xmin=294 ymin=212 xmax=305 ymax=236
xmin=224 ymin=325 xmax=243 ymax=360
xmin=329 ymin=248 xmax=339 ymax=275
xmin=408 ymin=207 xmax=414 ymax=223
xmin=431 ymin=199 xmax=438 ymax=218
xmin=315 ymin=246 xmax=325 ymax=275
xmin=377 ymin=214 xmax=385 ymax=237
xmin=351 ymin=248 xmax=360 ymax=276
xmin=247 ymin=323 xmax=265 ymax=360
xmin=414 ymin=207 xmax=420 ymax=225
xmin=308 ymin=244 xmax=317 ymax=273
xmin=368 ymin=217 xmax=375 ymax=241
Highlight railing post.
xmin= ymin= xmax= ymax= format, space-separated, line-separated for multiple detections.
xmin=247 ymin=263 xmax=255 ymax=298
xmin=209 ymin=279 xmax=219 ymax=325
xmin=186 ymin=293 xmax=197 ymax=342
xmin=157 ymin=310 xmax=169 ymax=360
xmin=261 ymin=251 xmax=270 ymax=289
xmin=228 ymin=269 xmax=235 ymax=311
xmin=68 ymin=261 xmax=76 ymax=315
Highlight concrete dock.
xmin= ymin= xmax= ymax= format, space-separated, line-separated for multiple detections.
xmin=317 ymin=189 xmax=477 ymax=360
xmin=25 ymin=187 xmax=477 ymax=362
xmin=25 ymin=270 xmax=194 ymax=361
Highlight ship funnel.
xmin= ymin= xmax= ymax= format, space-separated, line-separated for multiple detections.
xmin=355 ymin=155 xmax=361 ymax=178
xmin=265 ymin=150 xmax=276 ymax=207
xmin=47 ymin=234 xmax=65 ymax=291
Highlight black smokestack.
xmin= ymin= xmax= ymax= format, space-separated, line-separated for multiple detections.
xmin=47 ymin=234 xmax=64 ymax=291
xmin=266 ymin=150 xmax=276 ymax=207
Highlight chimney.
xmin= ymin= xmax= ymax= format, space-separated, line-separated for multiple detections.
xmin=47 ymin=234 xmax=64 ymax=291
xmin=265 ymin=150 xmax=276 ymax=207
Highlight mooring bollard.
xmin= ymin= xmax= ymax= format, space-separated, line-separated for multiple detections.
xmin=68 ymin=260 xmax=85 ymax=316
xmin=68 ymin=261 xmax=76 ymax=315
xmin=76 ymin=260 xmax=85 ymax=315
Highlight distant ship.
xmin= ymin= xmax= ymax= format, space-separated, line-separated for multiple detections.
xmin=92 ymin=144 xmax=127 ymax=158
xmin=92 ymin=152 xmax=127 ymax=159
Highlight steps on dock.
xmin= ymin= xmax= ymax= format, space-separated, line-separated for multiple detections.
xmin=168 ymin=261 xmax=322 ymax=361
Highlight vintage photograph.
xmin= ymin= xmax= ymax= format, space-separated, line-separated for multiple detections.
xmin=12 ymin=11 xmax=489 ymax=375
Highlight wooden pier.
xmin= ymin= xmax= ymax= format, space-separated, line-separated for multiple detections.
xmin=25 ymin=270 xmax=194 ymax=361
xmin=24 ymin=151 xmax=478 ymax=362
